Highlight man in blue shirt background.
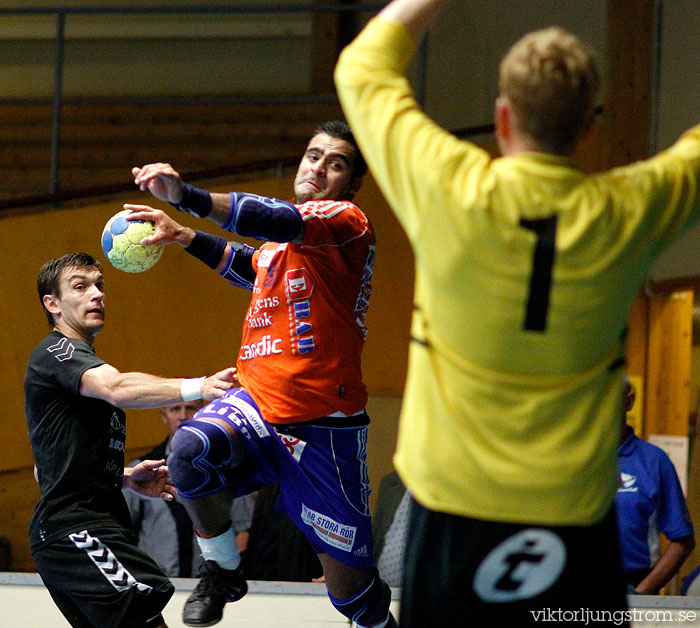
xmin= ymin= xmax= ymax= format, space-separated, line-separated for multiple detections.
xmin=616 ymin=376 xmax=695 ymax=593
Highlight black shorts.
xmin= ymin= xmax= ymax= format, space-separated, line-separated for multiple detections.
xmin=400 ymin=499 xmax=629 ymax=628
xmin=32 ymin=526 xmax=174 ymax=628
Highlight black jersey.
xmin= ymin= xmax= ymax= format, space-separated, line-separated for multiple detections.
xmin=25 ymin=331 xmax=132 ymax=551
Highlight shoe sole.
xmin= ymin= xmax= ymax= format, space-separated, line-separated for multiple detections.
xmin=182 ymin=618 xmax=222 ymax=628
xmin=182 ymin=580 xmax=247 ymax=627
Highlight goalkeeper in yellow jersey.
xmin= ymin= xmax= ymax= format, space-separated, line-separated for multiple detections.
xmin=336 ymin=0 xmax=700 ymax=625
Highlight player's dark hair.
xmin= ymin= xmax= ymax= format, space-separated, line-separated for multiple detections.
xmin=37 ymin=252 xmax=102 ymax=327
xmin=311 ymin=120 xmax=368 ymax=181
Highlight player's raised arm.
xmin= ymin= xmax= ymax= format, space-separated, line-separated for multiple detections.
xmin=378 ymin=0 xmax=452 ymax=41
xmin=132 ymin=162 xmax=232 ymax=226
xmin=131 ymin=162 xmax=183 ymax=203
xmin=132 ymin=163 xmax=304 ymax=240
xmin=79 ymin=363 xmax=238 ymax=409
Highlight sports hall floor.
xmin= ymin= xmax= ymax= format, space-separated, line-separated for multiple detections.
xmin=1 ymin=572 xmax=699 ymax=627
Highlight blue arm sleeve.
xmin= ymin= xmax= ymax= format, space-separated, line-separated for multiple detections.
xmin=219 ymin=241 xmax=256 ymax=291
xmin=171 ymin=183 xmax=212 ymax=218
xmin=183 ymin=230 xmax=255 ymax=290
xmin=223 ymin=193 xmax=303 ymax=242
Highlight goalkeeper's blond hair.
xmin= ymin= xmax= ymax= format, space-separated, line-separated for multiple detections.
xmin=499 ymin=26 xmax=600 ymax=155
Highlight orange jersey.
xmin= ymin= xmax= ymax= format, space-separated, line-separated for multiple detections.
xmin=237 ymin=199 xmax=375 ymax=424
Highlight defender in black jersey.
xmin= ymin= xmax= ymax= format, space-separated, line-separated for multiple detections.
xmin=25 ymin=252 xmax=237 ymax=628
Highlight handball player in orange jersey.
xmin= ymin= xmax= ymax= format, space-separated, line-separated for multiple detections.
xmin=127 ymin=121 xmax=395 ymax=628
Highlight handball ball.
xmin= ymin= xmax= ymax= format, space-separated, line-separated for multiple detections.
xmin=101 ymin=209 xmax=164 ymax=273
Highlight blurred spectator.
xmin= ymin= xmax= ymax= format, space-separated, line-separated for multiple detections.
xmin=373 ymin=470 xmax=409 ymax=588
xmin=616 ymin=377 xmax=695 ymax=593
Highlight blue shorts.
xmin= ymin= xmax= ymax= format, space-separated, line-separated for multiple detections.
xmin=186 ymin=388 xmax=375 ymax=570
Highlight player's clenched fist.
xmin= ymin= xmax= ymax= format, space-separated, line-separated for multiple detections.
xmin=132 ymin=162 xmax=184 ymax=204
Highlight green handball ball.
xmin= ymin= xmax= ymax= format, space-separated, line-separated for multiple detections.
xmin=101 ymin=209 xmax=164 ymax=273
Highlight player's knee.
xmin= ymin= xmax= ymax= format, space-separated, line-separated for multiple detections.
xmin=167 ymin=420 xmax=237 ymax=498
xmin=329 ymin=570 xmax=392 ymax=628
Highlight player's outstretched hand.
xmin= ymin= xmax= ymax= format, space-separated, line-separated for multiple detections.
xmin=124 ymin=204 xmax=194 ymax=248
xmin=124 ymin=459 xmax=176 ymax=501
xmin=202 ymin=367 xmax=239 ymax=401
xmin=132 ymin=162 xmax=184 ymax=204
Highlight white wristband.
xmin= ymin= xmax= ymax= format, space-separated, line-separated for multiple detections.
xmin=181 ymin=377 xmax=204 ymax=402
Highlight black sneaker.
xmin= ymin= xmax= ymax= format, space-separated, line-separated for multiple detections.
xmin=182 ymin=560 xmax=248 ymax=627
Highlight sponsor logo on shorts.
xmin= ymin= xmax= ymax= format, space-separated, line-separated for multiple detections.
xmin=473 ymin=529 xmax=566 ymax=603
xmin=220 ymin=396 xmax=270 ymax=439
xmin=69 ymin=530 xmax=153 ymax=594
xmin=276 ymin=432 xmax=306 ymax=462
xmin=301 ymin=504 xmax=357 ymax=552
xmin=353 ymin=544 xmax=369 ymax=558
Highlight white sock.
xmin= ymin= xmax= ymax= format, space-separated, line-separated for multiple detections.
xmin=196 ymin=525 xmax=241 ymax=571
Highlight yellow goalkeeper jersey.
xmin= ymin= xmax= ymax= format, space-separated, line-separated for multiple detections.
xmin=335 ymin=17 xmax=700 ymax=525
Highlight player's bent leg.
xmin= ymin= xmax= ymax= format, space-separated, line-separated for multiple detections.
xmin=168 ymin=418 xmax=242 ymax=500
xmin=181 ymin=518 xmax=248 ymax=627
xmin=168 ymin=418 xmax=243 ymax=533
xmin=328 ymin=571 xmax=393 ymax=628
xmin=34 ymin=528 xmax=175 ymax=628
xmin=43 ymin=583 xmax=95 ymax=628
xmin=322 ymin=559 xmax=394 ymax=628
xmin=169 ymin=419 xmax=248 ymax=627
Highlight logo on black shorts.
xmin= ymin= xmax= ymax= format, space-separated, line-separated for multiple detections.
xmin=473 ymin=529 xmax=566 ymax=602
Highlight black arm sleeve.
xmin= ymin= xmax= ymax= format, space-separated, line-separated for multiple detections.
xmin=184 ymin=230 xmax=228 ymax=269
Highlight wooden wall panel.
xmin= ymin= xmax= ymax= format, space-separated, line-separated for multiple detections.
xmin=604 ymin=0 xmax=655 ymax=166
xmin=645 ymin=290 xmax=693 ymax=438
